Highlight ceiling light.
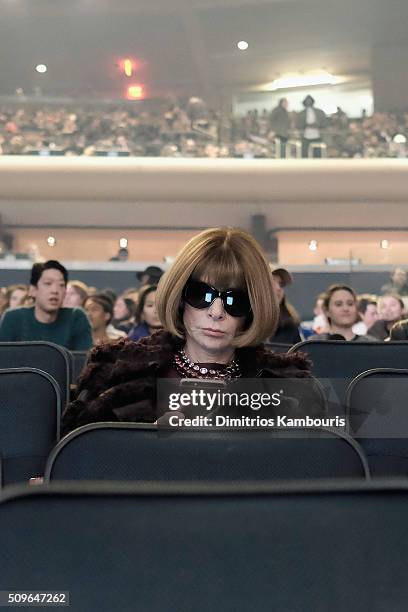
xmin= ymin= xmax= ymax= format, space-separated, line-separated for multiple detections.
xmin=47 ymin=236 xmax=56 ymax=247
xmin=35 ymin=64 xmax=47 ymax=74
xmin=393 ymin=134 xmax=407 ymax=144
xmin=237 ymin=40 xmax=249 ymax=51
xmin=267 ymin=71 xmax=338 ymax=91
xmin=380 ymin=240 xmax=389 ymax=249
xmin=119 ymin=237 xmax=128 ymax=249
xmin=123 ymin=59 xmax=133 ymax=77
xmin=308 ymin=240 xmax=318 ymax=252
xmin=126 ymin=85 xmax=144 ymax=100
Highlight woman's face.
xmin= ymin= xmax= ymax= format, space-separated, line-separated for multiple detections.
xmin=272 ymin=275 xmax=285 ymax=304
xmin=85 ymin=299 xmax=109 ymax=331
xmin=142 ymin=290 xmax=161 ymax=328
xmin=113 ymin=297 xmax=129 ymax=320
xmin=9 ymin=288 xmax=27 ymax=309
xmin=63 ymin=284 xmax=83 ymax=308
xmin=326 ymin=290 xmax=357 ymax=328
xmin=183 ymin=286 xmax=246 ymax=358
xmin=378 ymin=296 xmax=403 ymax=322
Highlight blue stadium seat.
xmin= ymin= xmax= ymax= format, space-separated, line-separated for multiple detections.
xmin=45 ymin=423 xmax=369 ymax=482
xmin=2 ymin=480 xmax=408 ymax=611
xmin=289 ymin=340 xmax=408 ymax=413
xmin=0 ymin=368 xmax=61 ymax=486
xmin=346 ymin=368 xmax=408 ymax=476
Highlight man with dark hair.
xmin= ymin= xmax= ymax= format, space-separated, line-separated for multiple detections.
xmin=352 ymin=295 xmax=378 ymax=335
xmin=136 ymin=265 xmax=164 ymax=286
xmin=269 ymin=98 xmax=290 ymax=158
xmin=0 ymin=260 xmax=92 ymax=350
xmin=297 ymin=95 xmax=327 ymax=158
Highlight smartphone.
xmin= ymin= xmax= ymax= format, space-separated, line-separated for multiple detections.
xmin=179 ymin=378 xmax=226 ymax=390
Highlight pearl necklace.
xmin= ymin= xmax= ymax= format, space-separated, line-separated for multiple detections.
xmin=173 ymin=349 xmax=241 ymax=381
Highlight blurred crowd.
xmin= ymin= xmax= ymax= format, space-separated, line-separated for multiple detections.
xmin=1 ymin=96 xmax=408 ymax=159
xmin=273 ymin=267 xmax=408 ymax=345
xmin=3 ymin=264 xmax=408 ymax=350
xmin=0 ymin=265 xmax=164 ymax=348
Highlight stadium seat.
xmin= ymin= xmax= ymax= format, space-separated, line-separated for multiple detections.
xmin=45 ymin=423 xmax=369 ymax=482
xmin=264 ymin=342 xmax=291 ymax=353
xmin=289 ymin=340 xmax=408 ymax=413
xmin=0 ymin=341 xmax=71 ymax=405
xmin=70 ymin=350 xmax=89 ymax=385
xmin=2 ymin=479 xmax=408 ymax=611
xmin=0 ymin=368 xmax=61 ymax=486
xmin=346 ymin=368 xmax=408 ymax=476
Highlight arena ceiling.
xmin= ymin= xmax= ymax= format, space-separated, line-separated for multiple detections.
xmin=1 ymin=0 xmax=408 ymax=101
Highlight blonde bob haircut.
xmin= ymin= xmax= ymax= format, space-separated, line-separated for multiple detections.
xmin=156 ymin=227 xmax=279 ymax=347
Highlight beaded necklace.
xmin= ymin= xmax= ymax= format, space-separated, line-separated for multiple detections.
xmin=173 ymin=349 xmax=241 ymax=381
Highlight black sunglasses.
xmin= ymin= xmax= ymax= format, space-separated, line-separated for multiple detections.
xmin=183 ymin=280 xmax=251 ymax=318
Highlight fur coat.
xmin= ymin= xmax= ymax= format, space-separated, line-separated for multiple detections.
xmin=61 ymin=330 xmax=318 ymax=436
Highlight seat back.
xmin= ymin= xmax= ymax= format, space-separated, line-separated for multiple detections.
xmin=346 ymin=368 xmax=408 ymax=476
xmin=70 ymin=350 xmax=89 ymax=384
xmin=0 ymin=342 xmax=71 ymax=405
xmin=264 ymin=342 xmax=291 ymax=353
xmin=45 ymin=423 xmax=369 ymax=482
xmin=0 ymin=368 xmax=61 ymax=486
xmin=289 ymin=340 xmax=408 ymax=412
xmin=3 ymin=480 xmax=408 ymax=611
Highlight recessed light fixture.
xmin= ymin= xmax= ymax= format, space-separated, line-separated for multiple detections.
xmin=237 ymin=40 xmax=249 ymax=51
xmin=126 ymin=84 xmax=143 ymax=99
xmin=380 ymin=239 xmax=389 ymax=249
xmin=35 ymin=64 xmax=47 ymax=74
xmin=47 ymin=236 xmax=56 ymax=247
xmin=393 ymin=134 xmax=407 ymax=144
xmin=308 ymin=240 xmax=318 ymax=252
xmin=119 ymin=237 xmax=128 ymax=248
xmin=267 ymin=71 xmax=338 ymax=91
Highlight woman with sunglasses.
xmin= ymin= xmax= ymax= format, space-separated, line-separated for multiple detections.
xmin=62 ymin=228 xmax=317 ymax=435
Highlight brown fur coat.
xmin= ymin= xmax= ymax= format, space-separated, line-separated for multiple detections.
xmin=61 ymin=330 xmax=315 ymax=436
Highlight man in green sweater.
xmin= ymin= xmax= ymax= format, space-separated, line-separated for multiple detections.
xmin=0 ymin=260 xmax=92 ymax=351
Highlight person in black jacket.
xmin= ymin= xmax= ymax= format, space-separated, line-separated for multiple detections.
xmin=269 ymin=268 xmax=302 ymax=346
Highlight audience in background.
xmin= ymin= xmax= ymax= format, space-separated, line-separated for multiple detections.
xmin=389 ymin=318 xmax=408 ymax=341
xmin=63 ymin=280 xmax=89 ymax=308
xmin=0 ymin=260 xmax=92 ymax=350
xmin=297 ymin=95 xmax=327 ymax=158
xmin=269 ymin=268 xmax=302 ymax=344
xmin=136 ymin=265 xmax=164 ymax=286
xmin=5 ymin=284 xmax=28 ymax=310
xmin=128 ymin=285 xmax=163 ymax=342
xmin=84 ymin=293 xmax=126 ymax=345
xmin=2 ymin=261 xmax=408 ymax=349
xmin=112 ymin=295 xmax=136 ymax=333
xmin=381 ymin=268 xmax=408 ymax=296
xmin=352 ymin=295 xmax=379 ymax=335
xmin=2 ymin=102 xmax=408 ymax=159
xmin=269 ymin=98 xmax=290 ymax=157
xmin=311 ymin=284 xmax=377 ymax=342
xmin=368 ymin=294 xmax=405 ymax=340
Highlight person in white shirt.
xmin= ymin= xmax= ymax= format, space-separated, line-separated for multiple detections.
xmin=297 ymin=95 xmax=327 ymax=158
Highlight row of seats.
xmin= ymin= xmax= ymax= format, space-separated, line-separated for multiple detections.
xmin=4 ymin=339 xmax=408 ymax=409
xmin=2 ymin=479 xmax=408 ymax=611
xmin=2 ymin=340 xmax=408 ymax=485
xmin=0 ymin=340 xmax=87 ymax=404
